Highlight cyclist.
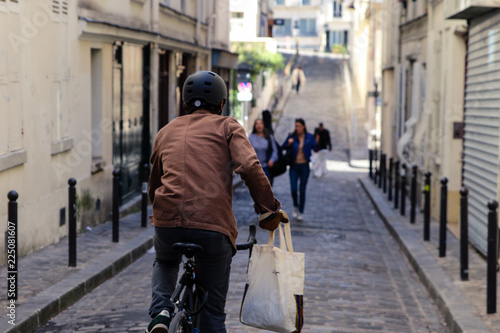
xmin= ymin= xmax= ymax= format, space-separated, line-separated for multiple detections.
xmin=146 ymin=70 xmax=289 ymax=333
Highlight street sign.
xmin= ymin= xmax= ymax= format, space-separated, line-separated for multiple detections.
xmin=238 ymin=82 xmax=252 ymax=92
xmin=237 ymin=91 xmax=253 ymax=102
xmin=274 ymin=19 xmax=285 ymax=26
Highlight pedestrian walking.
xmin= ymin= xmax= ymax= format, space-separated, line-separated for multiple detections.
xmin=147 ymin=71 xmax=289 ymax=333
xmin=249 ymin=119 xmax=279 ymax=185
xmin=291 ymin=66 xmax=306 ymax=94
xmin=262 ymin=109 xmax=274 ymax=134
xmin=282 ymin=118 xmax=318 ymax=221
xmin=312 ymin=122 xmax=332 ymax=177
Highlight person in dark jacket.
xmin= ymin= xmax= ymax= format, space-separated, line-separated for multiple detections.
xmin=282 ymin=118 xmax=318 ymax=221
xmin=314 ymin=123 xmax=331 ymax=151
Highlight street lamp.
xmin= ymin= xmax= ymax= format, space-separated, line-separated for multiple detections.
xmin=292 ymin=19 xmax=300 ymax=55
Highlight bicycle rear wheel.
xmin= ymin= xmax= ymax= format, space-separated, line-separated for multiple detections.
xmin=169 ymin=311 xmax=191 ymax=333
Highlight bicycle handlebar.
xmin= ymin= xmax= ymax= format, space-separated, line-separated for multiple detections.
xmin=236 ymin=225 xmax=257 ymax=250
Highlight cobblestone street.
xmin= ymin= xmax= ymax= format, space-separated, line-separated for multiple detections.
xmin=35 ymin=54 xmax=449 ymax=332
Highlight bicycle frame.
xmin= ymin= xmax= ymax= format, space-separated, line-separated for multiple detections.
xmin=169 ymin=226 xmax=256 ymax=332
xmin=170 ymin=256 xmax=207 ymax=331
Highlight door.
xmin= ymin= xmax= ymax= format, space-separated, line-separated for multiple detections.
xmin=112 ymin=42 xmax=146 ymax=202
xmin=462 ymin=11 xmax=500 ymax=255
xmin=158 ymin=50 xmax=170 ymax=128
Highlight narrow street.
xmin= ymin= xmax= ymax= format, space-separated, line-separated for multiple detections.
xmin=35 ymin=54 xmax=448 ymax=332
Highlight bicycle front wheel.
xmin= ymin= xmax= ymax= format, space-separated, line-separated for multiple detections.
xmin=169 ymin=311 xmax=191 ymax=333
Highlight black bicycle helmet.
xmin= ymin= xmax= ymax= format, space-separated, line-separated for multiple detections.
xmin=182 ymin=71 xmax=227 ymax=107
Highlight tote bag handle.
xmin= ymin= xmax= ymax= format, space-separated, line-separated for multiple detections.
xmin=267 ymin=223 xmax=295 ymax=253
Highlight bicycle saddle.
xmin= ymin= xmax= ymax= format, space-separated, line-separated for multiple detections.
xmin=173 ymin=243 xmax=204 ymax=258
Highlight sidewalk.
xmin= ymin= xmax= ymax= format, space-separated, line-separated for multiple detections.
xmin=0 ymin=201 xmax=154 ymax=333
xmin=360 ymin=177 xmax=499 ymax=332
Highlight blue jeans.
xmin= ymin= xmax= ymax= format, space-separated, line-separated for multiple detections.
xmin=150 ymin=227 xmax=233 ymax=333
xmin=289 ymin=163 xmax=310 ymax=213
xmin=263 ymin=166 xmax=274 ymax=186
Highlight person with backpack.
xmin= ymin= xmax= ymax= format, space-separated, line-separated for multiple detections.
xmin=282 ymin=118 xmax=318 ymax=221
xmin=147 ymin=71 xmax=289 ymax=333
xmin=249 ymin=119 xmax=278 ymax=185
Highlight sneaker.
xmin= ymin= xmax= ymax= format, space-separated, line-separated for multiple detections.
xmin=297 ymin=213 xmax=304 ymax=221
xmin=146 ymin=310 xmax=171 ymax=333
xmin=292 ymin=207 xmax=299 ymax=218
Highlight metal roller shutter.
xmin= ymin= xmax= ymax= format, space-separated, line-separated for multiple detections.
xmin=463 ymin=11 xmax=500 ymax=256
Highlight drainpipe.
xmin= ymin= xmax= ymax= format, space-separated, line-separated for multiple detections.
xmin=196 ymin=0 xmax=201 ymax=45
xmin=151 ymin=0 xmax=159 ymax=32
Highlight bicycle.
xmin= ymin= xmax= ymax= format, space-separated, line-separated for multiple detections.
xmin=168 ymin=225 xmax=257 ymax=333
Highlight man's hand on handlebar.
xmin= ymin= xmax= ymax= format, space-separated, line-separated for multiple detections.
xmin=259 ymin=209 xmax=289 ymax=231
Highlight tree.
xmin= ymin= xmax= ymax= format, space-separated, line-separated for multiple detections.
xmin=234 ymin=42 xmax=285 ymax=78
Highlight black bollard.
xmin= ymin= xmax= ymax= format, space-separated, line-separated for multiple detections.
xmin=142 ymin=163 xmax=149 ymax=228
xmin=374 ymin=149 xmax=378 ymax=185
xmin=487 ymin=200 xmax=498 ymax=314
xmin=7 ymin=191 xmax=18 ymax=301
xmin=400 ymin=164 xmax=407 ymax=216
xmin=369 ymin=149 xmax=373 ymax=179
xmin=112 ymin=169 xmax=120 ymax=243
xmin=68 ymin=178 xmax=77 ymax=267
xmin=439 ymin=177 xmax=448 ymax=257
xmin=378 ymin=152 xmax=384 ymax=189
xmin=394 ymin=161 xmax=400 ymax=209
xmin=382 ymin=154 xmax=387 ymax=193
xmin=460 ymin=187 xmax=469 ymax=281
xmin=388 ymin=157 xmax=393 ymax=201
xmin=423 ymin=172 xmax=431 ymax=241
xmin=410 ymin=165 xmax=418 ymax=224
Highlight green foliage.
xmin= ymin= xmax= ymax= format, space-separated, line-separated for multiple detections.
xmin=332 ymin=44 xmax=347 ymax=55
xmin=235 ymin=42 xmax=285 ymax=76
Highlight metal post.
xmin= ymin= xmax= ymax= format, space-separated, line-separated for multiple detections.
xmin=400 ymin=163 xmax=407 ymax=216
xmin=394 ymin=161 xmax=400 ymax=209
xmin=378 ymin=152 xmax=383 ymax=189
xmin=369 ymin=149 xmax=373 ymax=179
xmin=423 ymin=172 xmax=431 ymax=241
xmin=142 ymin=163 xmax=149 ymax=228
xmin=487 ymin=200 xmax=498 ymax=314
xmin=410 ymin=165 xmax=418 ymax=224
xmin=373 ymin=149 xmax=378 ymax=185
xmin=388 ymin=157 xmax=393 ymax=201
xmin=382 ymin=154 xmax=387 ymax=192
xmin=7 ymin=191 xmax=18 ymax=301
xmin=112 ymin=169 xmax=120 ymax=243
xmin=460 ymin=187 xmax=469 ymax=281
xmin=439 ymin=177 xmax=448 ymax=257
xmin=68 ymin=178 xmax=77 ymax=267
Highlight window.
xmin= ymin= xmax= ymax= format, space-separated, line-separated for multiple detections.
xmin=52 ymin=0 xmax=69 ymax=22
xmin=275 ymin=0 xmax=285 ymax=5
xmin=331 ymin=30 xmax=348 ymax=46
xmin=273 ymin=18 xmax=292 ymax=37
xmin=302 ymin=0 xmax=311 ymax=4
xmin=333 ymin=1 xmax=342 ymax=17
xmin=299 ymin=18 xmax=316 ymax=36
xmin=231 ymin=12 xmax=244 ymax=18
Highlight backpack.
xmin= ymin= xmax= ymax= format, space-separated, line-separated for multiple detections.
xmin=266 ymin=135 xmax=289 ymax=177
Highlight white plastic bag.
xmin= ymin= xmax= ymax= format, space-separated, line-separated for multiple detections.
xmin=240 ymin=223 xmax=305 ymax=333
xmin=311 ymin=151 xmax=322 ymax=178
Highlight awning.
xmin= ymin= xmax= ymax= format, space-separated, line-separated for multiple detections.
xmin=212 ymin=49 xmax=239 ymax=69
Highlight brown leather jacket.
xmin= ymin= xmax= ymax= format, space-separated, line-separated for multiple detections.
xmin=148 ymin=110 xmax=281 ymax=249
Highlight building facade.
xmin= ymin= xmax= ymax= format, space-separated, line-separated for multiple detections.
xmin=375 ymin=0 xmax=500 ymax=255
xmin=446 ymin=1 xmax=500 ymax=255
xmin=0 ymin=0 xmax=235 ymax=264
